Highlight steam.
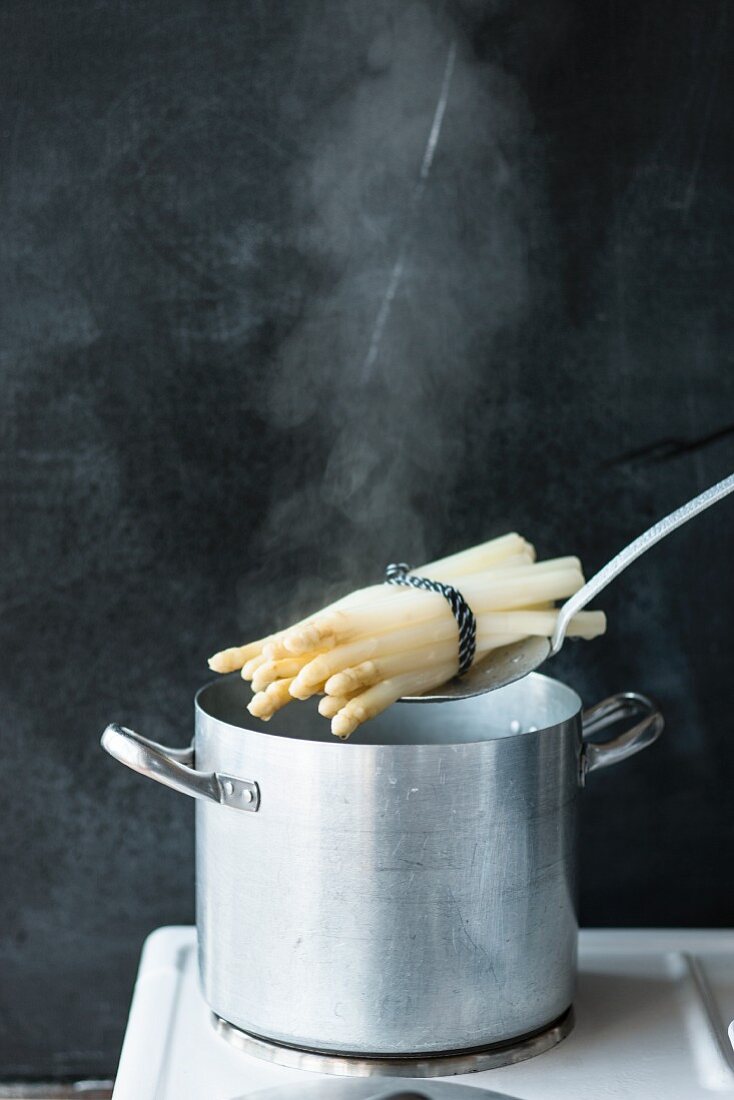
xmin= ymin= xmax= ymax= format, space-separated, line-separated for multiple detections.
xmin=361 ymin=38 xmax=457 ymax=382
xmin=242 ymin=2 xmax=539 ymax=630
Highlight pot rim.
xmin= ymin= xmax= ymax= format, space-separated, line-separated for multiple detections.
xmin=194 ymin=670 xmax=583 ymax=749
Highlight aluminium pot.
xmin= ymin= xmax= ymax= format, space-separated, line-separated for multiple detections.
xmin=101 ymin=672 xmax=662 ymax=1068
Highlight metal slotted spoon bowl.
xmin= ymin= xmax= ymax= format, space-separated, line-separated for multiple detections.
xmin=406 ymin=472 xmax=734 ymax=703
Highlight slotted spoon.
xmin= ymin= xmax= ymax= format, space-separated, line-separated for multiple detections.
xmin=406 ymin=471 xmax=734 ymax=702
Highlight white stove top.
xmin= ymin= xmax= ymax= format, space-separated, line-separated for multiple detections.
xmin=112 ymin=927 xmax=734 ymax=1099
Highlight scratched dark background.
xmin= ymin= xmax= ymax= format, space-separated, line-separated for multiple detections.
xmin=1 ymin=0 xmax=733 ymax=1081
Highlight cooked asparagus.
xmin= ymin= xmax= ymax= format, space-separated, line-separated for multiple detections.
xmin=208 ymin=533 xmax=606 ymax=739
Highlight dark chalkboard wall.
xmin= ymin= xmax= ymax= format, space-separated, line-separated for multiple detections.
xmin=1 ymin=0 xmax=733 ymax=1080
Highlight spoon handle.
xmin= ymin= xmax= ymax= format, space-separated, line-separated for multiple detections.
xmin=550 ymin=472 xmax=734 ymax=654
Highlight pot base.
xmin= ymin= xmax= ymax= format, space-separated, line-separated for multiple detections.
xmin=211 ymin=1006 xmax=574 ymax=1078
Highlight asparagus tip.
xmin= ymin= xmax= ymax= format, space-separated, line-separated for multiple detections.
xmin=332 ymin=713 xmax=358 ymax=739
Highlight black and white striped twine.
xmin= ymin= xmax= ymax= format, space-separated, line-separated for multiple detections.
xmin=384 ymin=562 xmax=477 ymax=676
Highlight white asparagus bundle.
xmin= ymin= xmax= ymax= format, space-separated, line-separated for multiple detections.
xmin=208 ymin=532 xmax=606 ymax=739
xmin=282 ymin=565 xmax=585 ymax=656
xmin=208 ymin=533 xmax=533 ymax=672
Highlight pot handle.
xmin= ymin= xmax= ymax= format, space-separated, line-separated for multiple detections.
xmin=580 ymin=692 xmax=663 ymax=781
xmin=100 ymin=723 xmax=260 ymax=812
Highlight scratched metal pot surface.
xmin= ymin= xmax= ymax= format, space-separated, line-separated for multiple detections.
xmin=102 ymin=672 xmax=662 ymax=1059
xmin=245 ymin=1079 xmax=518 ymax=1098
